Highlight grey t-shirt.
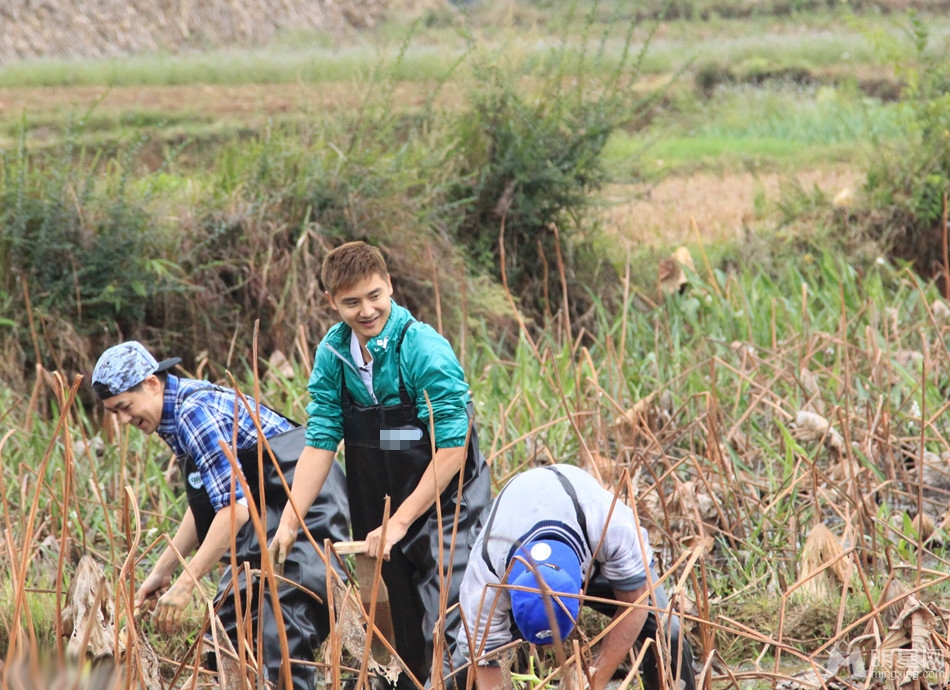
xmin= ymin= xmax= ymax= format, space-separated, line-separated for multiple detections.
xmin=457 ymin=464 xmax=653 ymax=663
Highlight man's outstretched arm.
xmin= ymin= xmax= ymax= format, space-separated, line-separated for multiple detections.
xmin=149 ymin=503 xmax=251 ymax=634
xmin=269 ymin=445 xmax=338 ymax=567
xmin=587 ymin=585 xmax=649 ymax=690
xmin=135 ymin=507 xmax=201 ymax=610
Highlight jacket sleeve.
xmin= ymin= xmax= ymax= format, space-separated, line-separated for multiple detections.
xmin=400 ymin=323 xmax=472 ymax=448
xmin=305 ymin=340 xmax=345 ymax=451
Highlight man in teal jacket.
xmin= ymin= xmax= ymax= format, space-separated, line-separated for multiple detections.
xmin=270 ymin=241 xmax=491 ymax=689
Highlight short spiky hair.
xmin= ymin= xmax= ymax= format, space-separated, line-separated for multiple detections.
xmin=321 ymin=241 xmax=389 ymax=296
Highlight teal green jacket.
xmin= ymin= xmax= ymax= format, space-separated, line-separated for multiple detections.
xmin=305 ymin=301 xmax=473 ymax=451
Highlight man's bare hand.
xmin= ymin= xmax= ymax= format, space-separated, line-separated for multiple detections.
xmin=364 ymin=520 xmax=408 ymax=560
xmin=134 ymin=571 xmax=172 ymax=611
xmin=268 ymin=522 xmax=297 ymax=575
xmin=153 ymin=580 xmax=195 ymax=635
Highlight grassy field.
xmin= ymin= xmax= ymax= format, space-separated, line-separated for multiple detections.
xmin=1 ymin=6 xmax=935 ymax=162
xmin=0 ymin=3 xmax=930 ymax=233
xmin=8 ymin=250 xmax=950 ymax=687
xmin=4 ymin=0 xmax=950 ymax=687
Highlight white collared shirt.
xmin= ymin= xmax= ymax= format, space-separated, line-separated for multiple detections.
xmin=349 ymin=331 xmax=377 ymax=403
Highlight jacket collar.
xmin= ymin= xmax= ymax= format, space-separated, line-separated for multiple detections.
xmin=329 ymin=299 xmax=410 ymax=362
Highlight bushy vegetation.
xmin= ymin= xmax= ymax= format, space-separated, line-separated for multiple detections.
xmin=7 ymin=244 xmax=950 ymax=685
xmin=7 ymin=0 xmax=950 ymax=686
xmin=0 ymin=91 xmax=457 ymax=380
xmin=450 ymin=14 xmax=655 ymax=329
xmin=0 ymin=6 xmax=663 ymax=386
xmin=0 ymin=128 xmax=177 ymax=373
xmin=854 ymin=13 xmax=950 ymax=288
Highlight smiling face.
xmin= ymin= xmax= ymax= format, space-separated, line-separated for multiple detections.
xmin=100 ymin=374 xmax=165 ymax=435
xmin=326 ymin=272 xmax=394 ymax=346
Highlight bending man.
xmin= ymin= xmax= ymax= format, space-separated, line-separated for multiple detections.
xmin=458 ymin=464 xmax=696 ymax=690
xmin=92 ymin=341 xmax=350 ymax=690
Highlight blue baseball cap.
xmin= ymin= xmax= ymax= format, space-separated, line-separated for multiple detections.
xmin=92 ymin=341 xmax=181 ymax=400
xmin=509 ymin=540 xmax=582 ymax=645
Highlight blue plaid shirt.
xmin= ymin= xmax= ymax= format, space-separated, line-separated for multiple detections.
xmin=157 ymin=375 xmax=295 ymax=512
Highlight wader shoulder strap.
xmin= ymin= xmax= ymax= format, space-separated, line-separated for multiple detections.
xmin=479 ymin=480 xmax=515 ymax=578
xmin=178 ymin=383 xmax=239 ymax=414
xmin=178 ymin=384 xmax=299 ymax=440
xmin=546 ymin=466 xmax=590 ymax=545
xmin=179 ymin=383 xmax=216 ymax=401
xmin=341 ymin=319 xmax=417 ymax=406
xmin=479 ymin=466 xmax=591 ymax=577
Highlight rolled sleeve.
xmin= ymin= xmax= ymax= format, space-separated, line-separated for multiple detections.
xmin=306 ymin=342 xmax=345 ymax=450
xmin=402 ymin=324 xmax=472 ymax=448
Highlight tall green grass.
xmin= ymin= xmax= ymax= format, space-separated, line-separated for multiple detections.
xmin=6 ymin=244 xmax=950 ymax=683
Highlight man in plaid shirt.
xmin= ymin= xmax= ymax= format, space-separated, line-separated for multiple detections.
xmin=92 ymin=340 xmax=349 ymax=690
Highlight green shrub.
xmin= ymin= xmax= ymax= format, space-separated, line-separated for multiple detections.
xmin=859 ymin=12 xmax=950 ymax=285
xmin=0 ymin=125 xmax=175 ymax=375
xmin=449 ymin=14 xmax=659 ymax=334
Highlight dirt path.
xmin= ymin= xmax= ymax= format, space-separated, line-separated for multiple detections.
xmin=0 ymin=82 xmax=446 ymax=120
